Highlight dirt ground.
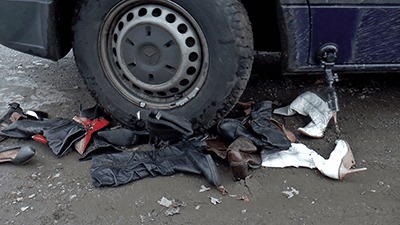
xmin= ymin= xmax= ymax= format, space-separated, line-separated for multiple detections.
xmin=1 ymin=45 xmax=399 ymax=225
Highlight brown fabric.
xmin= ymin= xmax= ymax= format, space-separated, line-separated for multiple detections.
xmin=227 ymin=136 xmax=257 ymax=153
xmin=227 ymin=150 xmax=248 ymax=180
xmin=235 ymin=101 xmax=255 ymax=116
xmin=206 ymin=136 xmax=262 ymax=180
xmin=226 ymin=136 xmax=262 ymax=180
xmin=270 ymin=118 xmax=297 ymax=143
xmin=205 ymin=138 xmax=229 ymax=159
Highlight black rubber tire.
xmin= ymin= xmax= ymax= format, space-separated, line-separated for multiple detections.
xmin=73 ymin=0 xmax=253 ymax=132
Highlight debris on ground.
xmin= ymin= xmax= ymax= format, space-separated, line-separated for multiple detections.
xmin=281 ymin=187 xmax=299 ymax=199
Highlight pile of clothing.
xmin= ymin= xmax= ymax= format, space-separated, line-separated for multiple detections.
xmin=0 ymin=91 xmax=367 ymax=191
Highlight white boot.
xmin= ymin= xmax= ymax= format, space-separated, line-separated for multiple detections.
xmin=261 ymin=143 xmax=323 ymax=169
xmin=273 ymin=91 xmax=334 ymax=138
xmin=316 ymin=139 xmax=367 ymax=180
xmin=261 ymin=140 xmax=367 ymax=180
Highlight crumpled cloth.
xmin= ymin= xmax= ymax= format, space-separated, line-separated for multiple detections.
xmin=90 ymin=139 xmax=221 ymax=188
xmin=0 ymin=118 xmax=86 ymax=156
xmin=145 ymin=110 xmax=194 ymax=145
xmin=261 ymin=143 xmax=322 ymax=168
xmin=218 ymin=100 xmax=291 ymax=153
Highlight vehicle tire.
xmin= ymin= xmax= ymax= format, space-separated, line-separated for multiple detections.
xmin=72 ymin=0 xmax=253 ymax=133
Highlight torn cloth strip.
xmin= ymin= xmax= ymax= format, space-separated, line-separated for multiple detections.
xmin=0 ymin=118 xmax=86 ymax=156
xmin=90 ymin=139 xmax=221 ymax=188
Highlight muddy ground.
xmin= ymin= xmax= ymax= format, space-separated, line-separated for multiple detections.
xmin=0 ymin=45 xmax=399 ymax=225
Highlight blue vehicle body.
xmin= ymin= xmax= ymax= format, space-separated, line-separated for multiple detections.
xmin=281 ymin=0 xmax=400 ymax=73
xmin=1 ymin=0 xmax=399 ymax=74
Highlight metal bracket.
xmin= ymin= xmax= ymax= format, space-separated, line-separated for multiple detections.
xmin=323 ymin=62 xmax=340 ymax=112
xmin=317 ymin=44 xmax=340 ymax=112
xmin=317 ymin=44 xmax=341 ymax=133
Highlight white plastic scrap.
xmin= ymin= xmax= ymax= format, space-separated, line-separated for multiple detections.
xmin=139 ymin=215 xmax=146 ymax=223
xmin=21 ymin=206 xmax=29 ymax=212
xmin=157 ymin=197 xmax=172 ymax=207
xmin=28 ymin=194 xmax=36 ymax=199
xmin=199 ymin=185 xmax=211 ymax=193
xmin=164 ymin=207 xmax=180 ymax=216
xmin=69 ymin=194 xmax=77 ymax=201
xmin=209 ymin=196 xmax=222 ymax=205
xmin=158 ymin=197 xmax=186 ymax=217
xmin=282 ymin=187 xmax=299 ymax=199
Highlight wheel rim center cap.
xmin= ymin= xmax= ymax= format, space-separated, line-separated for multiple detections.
xmin=140 ymin=44 xmax=160 ymax=66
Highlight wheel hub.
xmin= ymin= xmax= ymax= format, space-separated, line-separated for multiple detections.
xmin=118 ymin=21 xmax=182 ymax=86
xmin=140 ymin=44 xmax=160 ymax=66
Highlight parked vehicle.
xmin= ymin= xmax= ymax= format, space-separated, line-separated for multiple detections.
xmin=1 ymin=0 xmax=399 ymax=132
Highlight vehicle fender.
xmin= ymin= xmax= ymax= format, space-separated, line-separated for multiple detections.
xmin=0 ymin=0 xmax=76 ymax=60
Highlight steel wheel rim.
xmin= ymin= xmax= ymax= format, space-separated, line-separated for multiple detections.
xmin=99 ymin=0 xmax=209 ymax=109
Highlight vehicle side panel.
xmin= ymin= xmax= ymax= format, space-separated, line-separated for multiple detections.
xmin=279 ymin=0 xmax=400 ymax=74
xmin=277 ymin=0 xmax=311 ymax=74
xmin=0 ymin=0 xmax=74 ymax=60
xmin=309 ymin=1 xmax=400 ymax=65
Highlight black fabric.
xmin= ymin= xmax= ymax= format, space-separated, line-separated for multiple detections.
xmin=249 ymin=101 xmax=291 ymax=151
xmin=97 ymin=128 xmax=149 ymax=147
xmin=79 ymin=136 xmax=122 ymax=161
xmin=0 ymin=118 xmax=86 ymax=156
xmin=0 ymin=102 xmax=24 ymax=125
xmin=145 ymin=110 xmax=193 ymax=144
xmin=79 ymin=104 xmax=109 ymax=120
xmin=217 ymin=101 xmax=291 ymax=153
xmin=218 ymin=118 xmax=262 ymax=146
xmin=80 ymin=128 xmax=150 ymax=161
xmin=90 ymin=139 xmax=220 ymax=188
xmin=0 ymin=102 xmax=26 ymax=143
